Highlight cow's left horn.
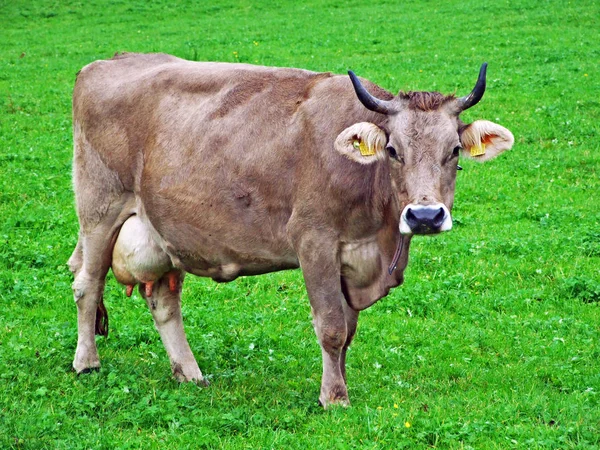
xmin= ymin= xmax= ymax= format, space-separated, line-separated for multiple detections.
xmin=457 ymin=63 xmax=487 ymax=111
xmin=348 ymin=71 xmax=394 ymax=115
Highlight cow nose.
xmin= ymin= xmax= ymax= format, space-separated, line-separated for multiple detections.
xmin=400 ymin=203 xmax=452 ymax=235
xmin=406 ymin=206 xmax=445 ymax=231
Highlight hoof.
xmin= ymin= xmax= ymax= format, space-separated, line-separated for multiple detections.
xmin=174 ymin=373 xmax=209 ymax=387
xmin=319 ymin=384 xmax=350 ymax=409
xmin=319 ymin=397 xmax=350 ymax=409
xmin=171 ymin=362 xmax=207 ymax=385
xmin=195 ymin=377 xmax=210 ymax=387
xmin=73 ymin=352 xmax=101 ymax=375
xmin=74 ymin=366 xmax=100 ymax=375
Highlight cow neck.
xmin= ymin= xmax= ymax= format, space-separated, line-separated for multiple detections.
xmin=384 ymin=167 xmax=404 ymax=276
xmin=387 ymin=235 xmax=404 ymax=275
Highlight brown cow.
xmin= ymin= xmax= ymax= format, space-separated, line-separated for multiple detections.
xmin=68 ymin=53 xmax=513 ymax=407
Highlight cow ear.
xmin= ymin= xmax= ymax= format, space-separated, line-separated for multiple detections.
xmin=459 ymin=120 xmax=514 ymax=162
xmin=335 ymin=122 xmax=387 ymax=165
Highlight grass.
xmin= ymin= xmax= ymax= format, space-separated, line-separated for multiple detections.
xmin=1 ymin=0 xmax=599 ymax=448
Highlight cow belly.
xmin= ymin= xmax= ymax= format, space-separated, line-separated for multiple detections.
xmin=135 ymin=208 xmax=299 ymax=282
xmin=138 ymin=167 xmax=299 ymax=281
xmin=165 ymin=244 xmax=300 ymax=282
xmin=186 ymin=259 xmax=300 ymax=282
xmin=168 ymin=229 xmax=300 ymax=281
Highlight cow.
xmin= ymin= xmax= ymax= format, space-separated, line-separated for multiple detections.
xmin=68 ymin=53 xmax=513 ymax=407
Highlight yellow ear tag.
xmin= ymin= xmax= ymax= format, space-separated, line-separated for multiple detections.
xmin=358 ymin=140 xmax=376 ymax=156
xmin=470 ymin=142 xmax=486 ymax=157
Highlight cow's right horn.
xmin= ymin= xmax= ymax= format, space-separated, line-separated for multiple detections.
xmin=457 ymin=63 xmax=487 ymax=112
xmin=348 ymin=71 xmax=394 ymax=115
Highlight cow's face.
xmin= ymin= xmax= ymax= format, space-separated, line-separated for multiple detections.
xmin=347 ymin=64 xmax=513 ymax=236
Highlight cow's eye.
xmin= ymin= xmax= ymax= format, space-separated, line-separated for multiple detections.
xmin=386 ymin=145 xmax=398 ymax=159
xmin=453 ymin=145 xmax=462 ymax=157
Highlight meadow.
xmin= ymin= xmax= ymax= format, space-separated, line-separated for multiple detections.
xmin=1 ymin=0 xmax=599 ymax=448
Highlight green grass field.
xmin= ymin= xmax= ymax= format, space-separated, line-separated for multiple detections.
xmin=1 ymin=0 xmax=599 ymax=448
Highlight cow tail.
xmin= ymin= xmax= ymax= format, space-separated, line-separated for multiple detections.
xmin=95 ymin=297 xmax=109 ymax=336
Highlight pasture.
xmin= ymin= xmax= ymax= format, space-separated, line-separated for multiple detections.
xmin=1 ymin=0 xmax=598 ymax=448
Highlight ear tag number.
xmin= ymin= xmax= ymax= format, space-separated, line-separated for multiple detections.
xmin=470 ymin=142 xmax=486 ymax=156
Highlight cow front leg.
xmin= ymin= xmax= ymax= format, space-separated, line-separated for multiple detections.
xmin=312 ymin=307 xmax=349 ymax=407
xmin=141 ymin=273 xmax=207 ymax=385
xmin=293 ymin=231 xmax=349 ymax=407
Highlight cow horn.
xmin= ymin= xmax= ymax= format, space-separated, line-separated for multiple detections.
xmin=348 ymin=70 xmax=394 ymax=115
xmin=458 ymin=63 xmax=487 ymax=111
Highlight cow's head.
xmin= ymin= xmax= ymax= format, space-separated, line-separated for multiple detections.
xmin=344 ymin=64 xmax=513 ymax=235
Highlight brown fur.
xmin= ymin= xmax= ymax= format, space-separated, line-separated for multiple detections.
xmin=401 ymin=91 xmax=456 ymax=111
xmin=70 ymin=53 xmax=512 ymax=405
xmin=398 ymin=91 xmax=456 ymax=112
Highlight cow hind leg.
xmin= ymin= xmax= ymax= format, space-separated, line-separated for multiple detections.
xmin=140 ymin=273 xmax=207 ymax=385
xmin=69 ymin=236 xmax=108 ymax=349
xmin=72 ymin=263 xmax=108 ymax=372
xmin=67 ymin=237 xmax=83 ymax=275
xmin=71 ymin=197 xmax=135 ymax=373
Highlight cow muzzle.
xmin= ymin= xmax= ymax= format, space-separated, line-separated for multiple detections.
xmin=399 ymin=203 xmax=452 ymax=235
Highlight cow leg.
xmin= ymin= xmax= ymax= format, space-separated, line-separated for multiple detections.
xmin=340 ymin=301 xmax=359 ymax=384
xmin=71 ymin=120 xmax=139 ymax=372
xmin=293 ymin=232 xmax=349 ymax=407
xmin=72 ymin=260 xmax=107 ymax=372
xmin=71 ymin=187 xmax=135 ymax=373
xmin=71 ymin=214 xmax=126 ymax=373
xmin=312 ymin=304 xmax=348 ymax=408
xmin=67 ymin=237 xmax=83 ymax=275
xmin=140 ymin=273 xmax=207 ymax=385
